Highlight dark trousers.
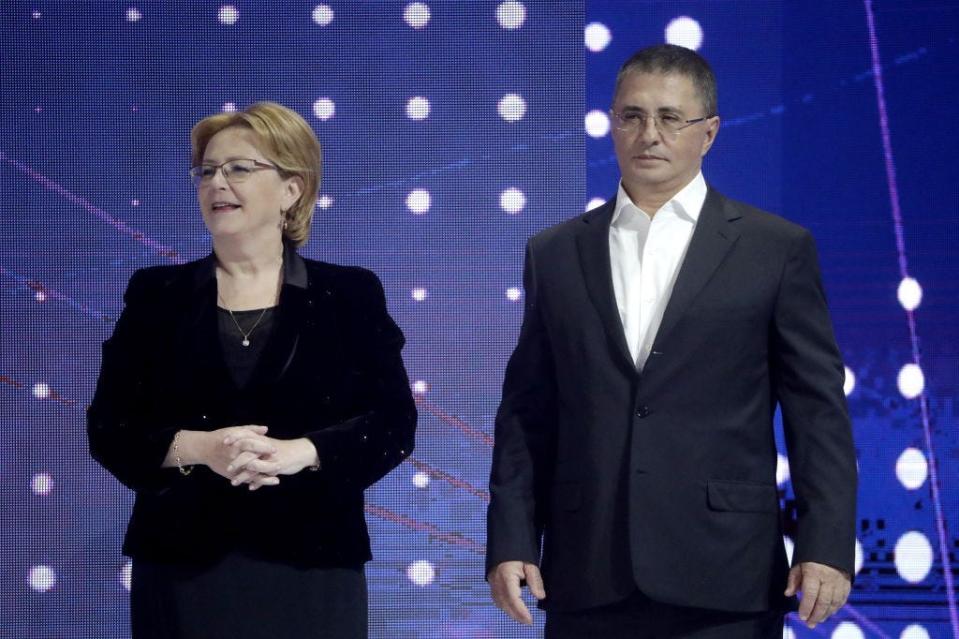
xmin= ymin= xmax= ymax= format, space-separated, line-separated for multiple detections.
xmin=545 ymin=590 xmax=784 ymax=639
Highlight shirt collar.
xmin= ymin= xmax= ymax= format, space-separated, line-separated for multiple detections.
xmin=192 ymin=241 xmax=308 ymax=291
xmin=612 ymin=171 xmax=708 ymax=226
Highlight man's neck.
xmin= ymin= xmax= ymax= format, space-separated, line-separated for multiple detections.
xmin=622 ymin=174 xmax=698 ymax=217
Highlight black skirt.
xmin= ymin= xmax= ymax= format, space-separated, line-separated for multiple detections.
xmin=130 ymin=553 xmax=367 ymax=639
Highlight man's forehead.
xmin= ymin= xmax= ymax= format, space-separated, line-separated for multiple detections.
xmin=615 ymin=71 xmax=698 ymax=101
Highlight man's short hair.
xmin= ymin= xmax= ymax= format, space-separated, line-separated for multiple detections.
xmin=614 ymin=44 xmax=717 ymax=117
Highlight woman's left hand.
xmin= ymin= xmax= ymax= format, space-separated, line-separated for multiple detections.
xmin=224 ymin=432 xmax=319 ymax=490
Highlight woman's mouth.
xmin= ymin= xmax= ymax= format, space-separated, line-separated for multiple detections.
xmin=211 ymin=202 xmax=241 ymax=213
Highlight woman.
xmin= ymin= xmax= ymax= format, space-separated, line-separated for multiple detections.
xmin=87 ymin=101 xmax=416 ymax=638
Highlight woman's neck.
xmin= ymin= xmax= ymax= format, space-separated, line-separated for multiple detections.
xmin=213 ymin=236 xmax=284 ymax=310
xmin=213 ymin=235 xmax=284 ymax=279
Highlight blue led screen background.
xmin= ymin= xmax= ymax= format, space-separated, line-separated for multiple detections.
xmin=586 ymin=2 xmax=959 ymax=638
xmin=2 ymin=1 xmax=957 ymax=638
xmin=1 ymin=2 xmax=582 ymax=637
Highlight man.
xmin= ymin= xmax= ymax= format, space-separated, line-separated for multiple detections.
xmin=486 ymin=44 xmax=857 ymax=638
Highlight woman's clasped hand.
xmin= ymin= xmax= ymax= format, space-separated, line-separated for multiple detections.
xmin=183 ymin=425 xmax=319 ymax=490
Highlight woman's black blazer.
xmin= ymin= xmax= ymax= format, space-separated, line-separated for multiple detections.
xmin=87 ymin=245 xmax=417 ymax=567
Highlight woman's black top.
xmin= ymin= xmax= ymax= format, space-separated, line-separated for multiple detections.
xmin=217 ymin=307 xmax=276 ymax=389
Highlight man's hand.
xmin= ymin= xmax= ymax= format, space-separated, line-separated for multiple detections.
xmin=785 ymin=561 xmax=851 ymax=628
xmin=488 ymin=561 xmax=546 ymax=625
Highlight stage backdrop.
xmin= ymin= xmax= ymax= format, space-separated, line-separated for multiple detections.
xmin=585 ymin=2 xmax=959 ymax=638
xmin=1 ymin=1 xmax=581 ymax=637
xmin=2 ymin=1 xmax=958 ymax=638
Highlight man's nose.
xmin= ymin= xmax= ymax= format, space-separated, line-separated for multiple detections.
xmin=638 ymin=117 xmax=661 ymax=143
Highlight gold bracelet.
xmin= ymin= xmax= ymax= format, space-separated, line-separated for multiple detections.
xmin=173 ymin=431 xmax=192 ymax=476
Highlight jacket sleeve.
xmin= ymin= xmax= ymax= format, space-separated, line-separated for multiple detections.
xmin=486 ymin=241 xmax=558 ymax=576
xmin=87 ymin=270 xmax=182 ymax=493
xmin=771 ymin=230 xmax=858 ymax=576
xmin=303 ymin=269 xmax=417 ymax=491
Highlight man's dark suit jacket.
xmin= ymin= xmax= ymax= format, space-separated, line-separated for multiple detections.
xmin=88 ymin=244 xmax=416 ymax=568
xmin=487 ymin=187 xmax=857 ymax=613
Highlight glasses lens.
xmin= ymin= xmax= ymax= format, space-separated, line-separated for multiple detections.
xmin=659 ymin=115 xmax=683 ymax=134
xmin=189 ymin=166 xmax=209 ymax=185
xmin=223 ymin=160 xmax=255 ymax=182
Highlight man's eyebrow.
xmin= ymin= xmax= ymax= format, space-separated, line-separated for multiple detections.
xmin=619 ymin=105 xmax=684 ymax=114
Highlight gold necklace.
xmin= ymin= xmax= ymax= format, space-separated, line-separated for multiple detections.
xmin=217 ymin=261 xmax=283 ymax=347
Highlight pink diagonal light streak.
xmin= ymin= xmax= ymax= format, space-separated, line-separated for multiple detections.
xmin=863 ymin=2 xmax=959 ymax=636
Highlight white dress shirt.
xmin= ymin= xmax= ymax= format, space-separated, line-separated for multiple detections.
xmin=609 ymin=172 xmax=707 ymax=370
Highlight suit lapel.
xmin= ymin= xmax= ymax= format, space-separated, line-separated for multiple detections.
xmin=651 ymin=188 xmax=741 ymax=352
xmin=575 ymin=201 xmax=636 ymax=373
xmin=245 ymin=245 xmax=311 ymax=390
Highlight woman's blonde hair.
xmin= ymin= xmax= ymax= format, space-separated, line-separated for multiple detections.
xmin=191 ymin=101 xmax=321 ymax=247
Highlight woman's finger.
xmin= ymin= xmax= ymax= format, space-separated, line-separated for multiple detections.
xmin=227 ymin=451 xmax=259 ymax=472
xmin=231 ymin=438 xmax=277 ymax=456
xmin=243 ymin=458 xmax=282 ymax=476
xmin=248 ymin=475 xmax=281 ymax=490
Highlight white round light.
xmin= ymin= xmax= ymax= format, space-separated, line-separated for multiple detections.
xmin=404 ymin=2 xmax=430 ymax=29
xmin=783 ymin=627 xmax=796 ymax=639
xmin=664 ymin=16 xmax=703 ymax=50
xmin=497 ymin=94 xmax=527 ymax=122
xmin=843 ymin=366 xmax=856 ymax=396
xmin=31 ymin=473 xmax=53 ymax=496
xmin=406 ymin=189 xmax=431 ymax=214
xmin=832 ymin=622 xmax=865 ymax=639
xmin=312 ymin=98 xmax=335 ymax=121
xmin=29 ymin=566 xmax=56 ymax=592
xmin=585 ymin=109 xmax=610 ymax=138
xmin=222 ymin=102 xmax=237 ymax=113
xmin=855 ymin=538 xmax=863 ymax=575
xmin=586 ymin=197 xmax=606 ymax=211
xmin=775 ymin=454 xmax=790 ymax=487
xmin=894 ymin=531 xmax=933 ymax=583
xmin=32 ymin=10 xmax=41 ymax=19
xmin=312 ymin=4 xmax=334 ymax=26
xmin=901 ymin=624 xmax=931 ymax=639
xmin=217 ymin=5 xmax=239 ymax=25
xmin=406 ymin=96 xmax=430 ymax=120
xmin=896 ymin=447 xmax=928 ymax=490
xmin=317 ymin=195 xmax=333 ymax=209
xmin=897 ymin=277 xmax=922 ymax=311
xmin=120 ymin=561 xmax=132 ymax=591
xmin=35 ymin=291 xmax=47 ymax=303
xmin=496 ymin=1 xmax=525 ymax=29
xmin=412 ymin=380 xmax=429 ymax=394
xmin=412 ymin=472 xmax=430 ymax=489
xmin=506 ymin=287 xmax=522 ymax=302
xmin=32 ymin=382 xmax=50 ymax=400
xmin=131 ymin=198 xmax=140 ymax=207
xmin=500 ymin=188 xmax=526 ymax=214
xmin=897 ymin=363 xmax=924 ymax=399
xmin=783 ymin=536 xmax=794 ymax=564
xmin=406 ymin=560 xmax=435 ymax=586
xmin=125 ymin=7 xmax=142 ymax=22
xmin=411 ymin=287 xmax=428 ymax=302
xmin=584 ymin=22 xmax=611 ymax=52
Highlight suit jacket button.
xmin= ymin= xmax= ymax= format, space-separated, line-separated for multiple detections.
xmin=635 ymin=405 xmax=650 ymax=418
